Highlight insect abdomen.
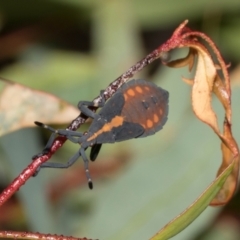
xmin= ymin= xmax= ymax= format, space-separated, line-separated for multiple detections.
xmin=120 ymin=79 xmax=169 ymax=137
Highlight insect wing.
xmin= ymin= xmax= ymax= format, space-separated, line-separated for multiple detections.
xmin=114 ymin=122 xmax=144 ymax=142
xmin=98 ymin=92 xmax=125 ymax=122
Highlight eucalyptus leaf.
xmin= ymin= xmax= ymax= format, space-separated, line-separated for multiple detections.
xmin=151 ymin=159 xmax=234 ymax=240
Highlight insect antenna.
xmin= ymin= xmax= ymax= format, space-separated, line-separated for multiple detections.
xmin=34 ymin=121 xmax=58 ymax=133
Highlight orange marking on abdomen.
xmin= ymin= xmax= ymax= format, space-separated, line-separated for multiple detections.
xmin=124 ymin=93 xmax=128 ymax=101
xmin=135 ymin=86 xmax=143 ymax=93
xmin=153 ymin=114 xmax=159 ymax=123
xmin=144 ymin=86 xmax=150 ymax=91
xmin=127 ymin=89 xmax=135 ymax=96
xmin=146 ymin=119 xmax=153 ymax=128
xmin=87 ymin=116 xmax=124 ymax=141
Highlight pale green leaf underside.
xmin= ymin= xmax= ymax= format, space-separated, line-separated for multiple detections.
xmin=151 ymin=160 xmax=234 ymax=240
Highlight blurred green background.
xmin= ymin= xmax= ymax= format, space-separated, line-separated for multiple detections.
xmin=0 ymin=1 xmax=240 ymax=239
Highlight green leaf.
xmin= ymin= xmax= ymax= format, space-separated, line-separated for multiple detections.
xmin=150 ymin=159 xmax=235 ymax=240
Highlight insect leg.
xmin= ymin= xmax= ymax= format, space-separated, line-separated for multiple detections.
xmin=38 ymin=148 xmax=82 ymax=169
xmin=34 ymin=121 xmax=83 ymax=143
xmin=78 ymin=101 xmax=97 ymax=119
xmin=32 ymin=124 xmax=59 ymax=175
xmin=78 ymin=90 xmax=106 ymax=119
xmin=33 ymin=121 xmax=84 ymax=175
xmin=33 ymin=145 xmax=82 ymax=176
xmin=80 ymin=147 xmax=93 ymax=189
xmin=32 ymin=132 xmax=57 ymax=160
xmin=33 ymin=122 xmax=60 ymax=162
xmin=36 ymin=147 xmax=93 ymax=189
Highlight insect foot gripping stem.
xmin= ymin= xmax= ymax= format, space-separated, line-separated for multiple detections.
xmin=32 ymin=121 xmax=60 ymax=175
xmin=33 ymin=121 xmax=59 ymax=155
xmin=33 ymin=79 xmax=169 ymax=189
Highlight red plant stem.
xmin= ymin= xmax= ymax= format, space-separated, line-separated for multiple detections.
xmin=0 ymin=156 xmax=48 ymax=206
xmin=0 ymin=230 xmax=93 ymax=240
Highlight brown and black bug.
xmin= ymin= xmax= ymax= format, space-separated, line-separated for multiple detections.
xmin=34 ymin=79 xmax=169 ymax=188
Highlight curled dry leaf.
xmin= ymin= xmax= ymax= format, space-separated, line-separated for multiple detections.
xmin=181 ymin=43 xmax=238 ymax=205
xmin=162 ymin=21 xmax=239 ymax=205
xmin=169 ymin=48 xmax=238 ymax=204
xmin=189 ymin=43 xmax=220 ymax=135
xmin=210 ymin=121 xmax=239 ymax=205
xmin=164 ymin=48 xmax=197 ymax=71
xmin=0 ymin=78 xmax=79 ymax=136
xmin=213 ymin=75 xmax=231 ymax=118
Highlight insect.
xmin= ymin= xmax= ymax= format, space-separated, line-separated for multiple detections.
xmin=34 ymin=79 xmax=169 ymax=189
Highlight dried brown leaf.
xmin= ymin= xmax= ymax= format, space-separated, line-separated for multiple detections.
xmin=165 ymin=48 xmax=196 ymax=71
xmin=210 ymin=121 xmax=239 ymax=205
xmin=213 ymin=75 xmax=231 ymax=122
xmin=185 ymin=44 xmax=238 ymax=205
xmin=190 ymin=44 xmax=220 ymax=134
xmin=181 ymin=77 xmax=193 ymax=85
xmin=183 ymin=44 xmax=238 ymax=205
xmin=0 ymin=78 xmax=79 ymax=136
xmin=164 ymin=33 xmax=239 ymax=205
